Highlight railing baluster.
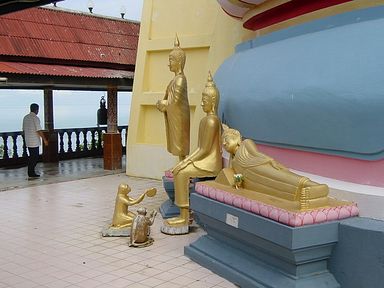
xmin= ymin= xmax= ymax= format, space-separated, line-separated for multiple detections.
xmin=83 ymin=131 xmax=88 ymax=152
xmin=3 ymin=133 xmax=9 ymax=159
xmin=67 ymin=131 xmax=73 ymax=153
xmin=22 ymin=134 xmax=28 ymax=157
xmin=59 ymin=131 xmax=64 ymax=154
xmin=12 ymin=135 xmax=18 ymax=158
xmin=97 ymin=130 xmax=102 ymax=151
xmin=91 ymin=130 xmax=96 ymax=151
xmin=0 ymin=126 xmax=127 ymax=167
xmin=0 ymin=134 xmax=4 ymax=159
xmin=75 ymin=130 xmax=80 ymax=152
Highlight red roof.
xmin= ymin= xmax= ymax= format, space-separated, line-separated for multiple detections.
xmin=0 ymin=6 xmax=139 ymax=77
xmin=0 ymin=61 xmax=133 ymax=78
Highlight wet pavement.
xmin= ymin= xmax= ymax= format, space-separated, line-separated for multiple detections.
xmin=0 ymin=156 xmax=126 ymax=192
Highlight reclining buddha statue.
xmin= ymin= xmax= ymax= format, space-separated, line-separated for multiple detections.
xmin=216 ymin=125 xmax=330 ymax=211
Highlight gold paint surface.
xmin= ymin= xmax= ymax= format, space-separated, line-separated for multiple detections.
xmin=218 ymin=126 xmax=354 ymax=211
xmin=156 ymin=36 xmax=190 ymax=160
xmin=163 ymin=73 xmax=223 ymax=229
xmin=110 ymin=184 xmax=157 ymax=229
xmin=204 ymin=180 xmax=354 ymax=212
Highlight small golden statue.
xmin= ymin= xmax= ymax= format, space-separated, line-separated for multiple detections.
xmin=111 ymin=184 xmax=157 ymax=228
xmin=129 ymin=208 xmax=157 ymax=248
xmin=102 ymin=184 xmax=157 ymax=237
xmin=233 ymin=173 xmax=244 ymax=189
xmin=217 ymin=125 xmax=329 ymax=210
xmin=156 ymin=35 xmax=190 ymax=161
xmin=161 ymin=72 xmax=223 ymax=234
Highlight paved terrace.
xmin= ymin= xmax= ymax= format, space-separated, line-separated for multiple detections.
xmin=0 ymin=157 xmax=236 ymax=288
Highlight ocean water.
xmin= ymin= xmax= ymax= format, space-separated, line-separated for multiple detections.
xmin=0 ymin=89 xmax=132 ymax=132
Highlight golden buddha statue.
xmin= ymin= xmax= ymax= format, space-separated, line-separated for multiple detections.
xmin=161 ymin=72 xmax=223 ymax=234
xmin=110 ymin=184 xmax=157 ymax=229
xmin=156 ymin=35 xmax=190 ymax=161
xmin=217 ymin=125 xmax=329 ymax=210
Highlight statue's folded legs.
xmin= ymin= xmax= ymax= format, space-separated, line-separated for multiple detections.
xmin=167 ymin=165 xmax=216 ymax=226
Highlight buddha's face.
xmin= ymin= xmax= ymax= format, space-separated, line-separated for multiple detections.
xmin=223 ymin=133 xmax=240 ymax=155
xmin=168 ymin=55 xmax=179 ymax=72
xmin=201 ymin=93 xmax=213 ymax=113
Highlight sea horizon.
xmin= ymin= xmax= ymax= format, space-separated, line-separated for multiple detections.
xmin=0 ymin=89 xmax=132 ymax=132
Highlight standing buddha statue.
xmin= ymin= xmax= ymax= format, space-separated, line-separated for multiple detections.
xmin=156 ymin=35 xmax=190 ymax=161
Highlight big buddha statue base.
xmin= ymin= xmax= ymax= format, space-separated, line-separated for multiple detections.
xmin=195 ymin=179 xmax=359 ymax=227
xmin=185 ymin=193 xmax=342 ymax=288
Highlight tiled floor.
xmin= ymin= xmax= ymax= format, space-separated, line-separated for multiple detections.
xmin=0 ymin=171 xmax=237 ymax=288
xmin=0 ymin=157 xmax=124 ymax=192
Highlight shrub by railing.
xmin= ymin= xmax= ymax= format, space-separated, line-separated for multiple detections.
xmin=0 ymin=126 xmax=127 ymax=167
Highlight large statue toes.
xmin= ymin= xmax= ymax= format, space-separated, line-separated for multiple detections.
xmin=165 ymin=216 xmax=188 ymax=226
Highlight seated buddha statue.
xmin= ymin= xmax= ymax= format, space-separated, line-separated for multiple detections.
xmin=217 ymin=125 xmax=329 ymax=210
xmin=161 ymin=72 xmax=222 ymax=234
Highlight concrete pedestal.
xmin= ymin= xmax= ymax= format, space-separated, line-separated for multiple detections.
xmin=42 ymin=131 xmax=58 ymax=163
xmin=159 ymin=177 xmax=216 ymax=218
xmin=185 ymin=193 xmax=340 ymax=288
xmin=159 ymin=176 xmax=180 ymax=218
xmin=329 ymin=217 xmax=384 ymax=288
xmin=103 ymin=133 xmax=122 ymax=170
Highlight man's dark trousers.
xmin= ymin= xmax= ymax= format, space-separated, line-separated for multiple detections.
xmin=27 ymin=147 xmax=39 ymax=177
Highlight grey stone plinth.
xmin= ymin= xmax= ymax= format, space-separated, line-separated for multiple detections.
xmin=185 ymin=193 xmax=340 ymax=288
xmin=329 ymin=217 xmax=384 ymax=288
xmin=160 ymin=176 xmax=179 ymax=218
xmin=160 ymin=176 xmax=210 ymax=218
xmin=160 ymin=199 xmax=180 ymax=218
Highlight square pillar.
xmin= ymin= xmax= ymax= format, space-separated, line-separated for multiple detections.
xmin=103 ymin=133 xmax=122 ymax=170
xmin=107 ymin=87 xmax=118 ymax=133
xmin=103 ymin=86 xmax=121 ymax=170
xmin=42 ymin=131 xmax=58 ymax=162
xmin=43 ymin=88 xmax=58 ymax=162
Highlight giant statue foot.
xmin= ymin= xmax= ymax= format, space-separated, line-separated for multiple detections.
xmin=160 ymin=208 xmax=190 ymax=235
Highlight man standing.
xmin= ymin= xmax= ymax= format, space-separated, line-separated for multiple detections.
xmin=22 ymin=103 xmax=48 ymax=178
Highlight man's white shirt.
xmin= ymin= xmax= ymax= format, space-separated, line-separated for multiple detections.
xmin=23 ymin=112 xmax=42 ymax=148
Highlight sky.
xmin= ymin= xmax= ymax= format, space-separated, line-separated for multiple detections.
xmin=48 ymin=0 xmax=143 ymax=21
xmin=0 ymin=0 xmax=144 ymax=132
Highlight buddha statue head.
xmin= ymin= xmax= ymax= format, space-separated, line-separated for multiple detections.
xmin=169 ymin=35 xmax=186 ymax=72
xmin=222 ymin=125 xmax=241 ymax=155
xmin=201 ymin=72 xmax=220 ymax=114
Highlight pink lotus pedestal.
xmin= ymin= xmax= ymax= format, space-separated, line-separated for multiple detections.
xmin=194 ymin=182 xmax=359 ymax=227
